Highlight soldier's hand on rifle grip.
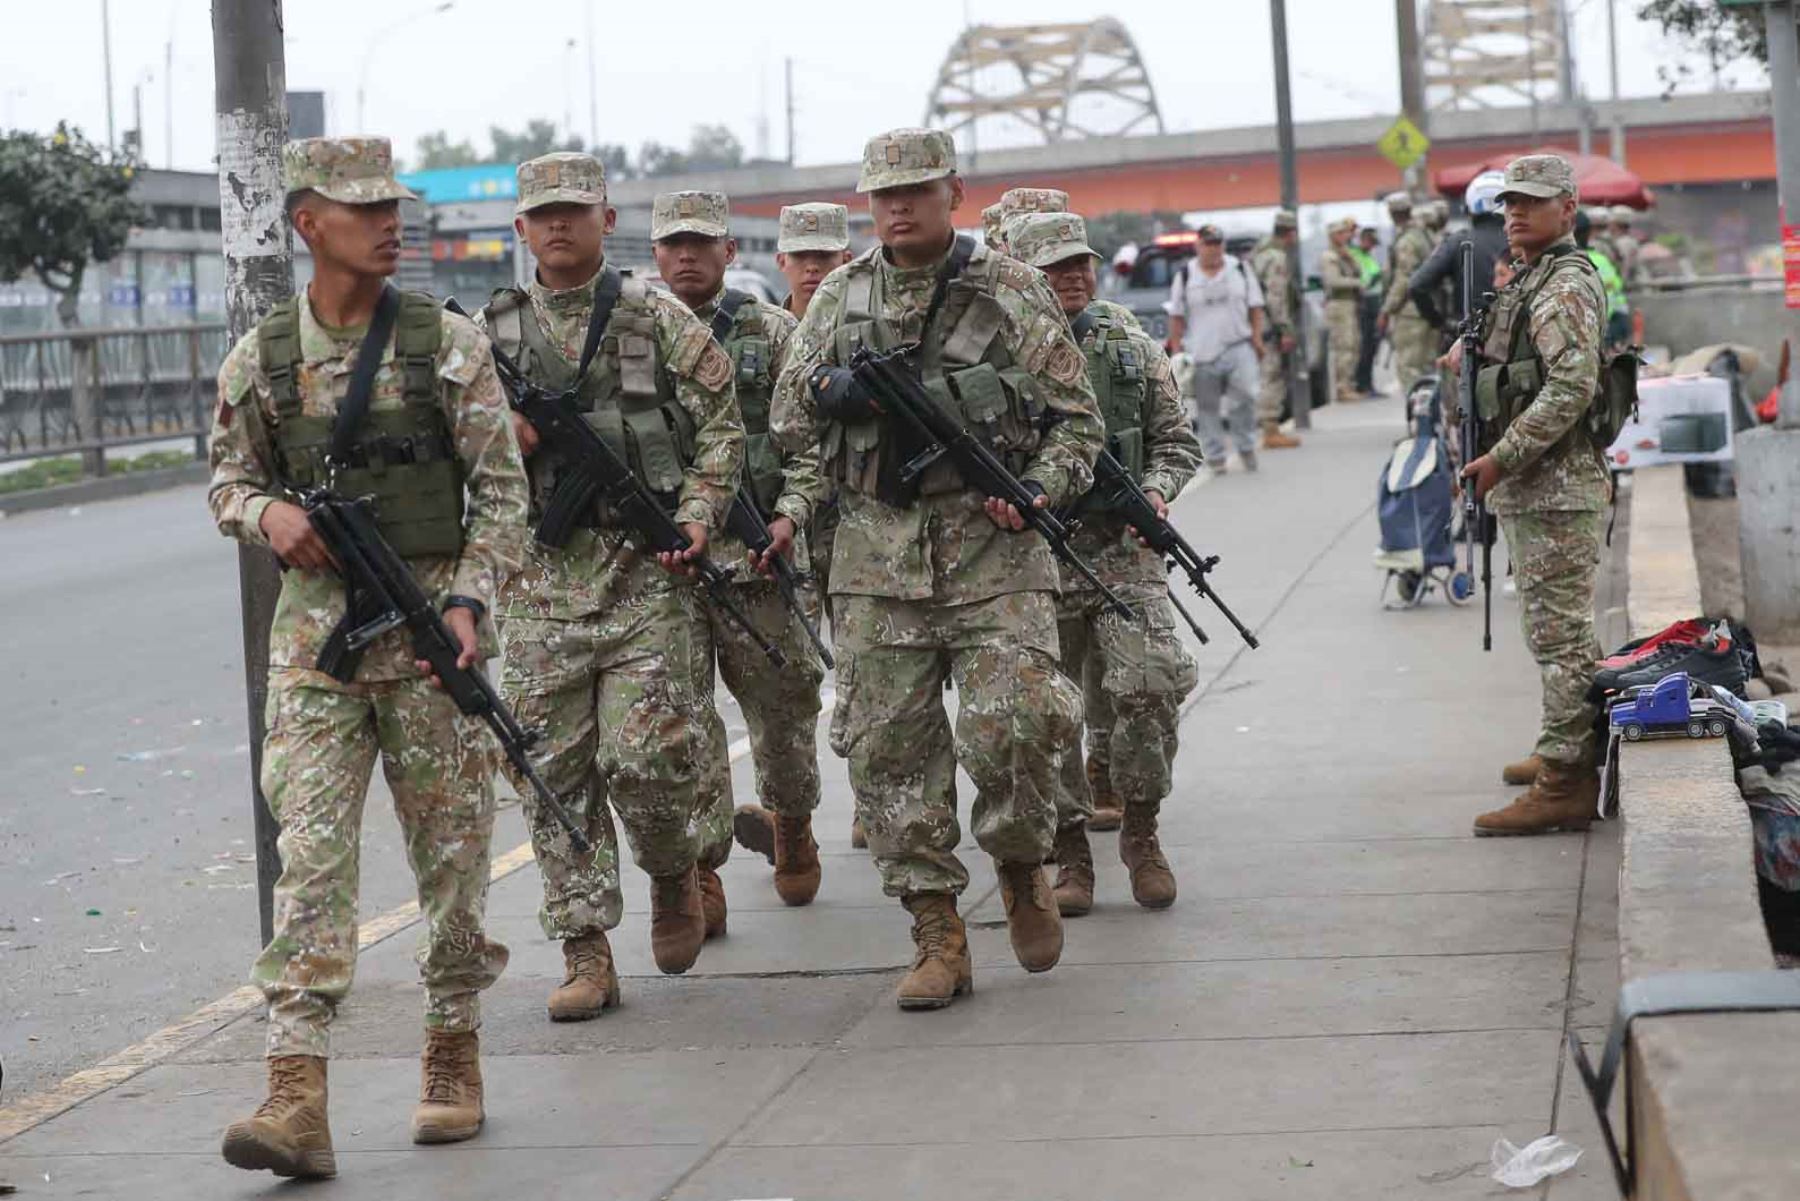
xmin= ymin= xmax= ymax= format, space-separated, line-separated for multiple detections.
xmin=509 ymin=411 xmax=540 ymax=457
xmin=984 ymin=487 xmax=1048 ymax=531
xmin=1128 ymin=489 xmax=1170 ymax=547
xmin=260 ymin=500 xmax=339 ymax=573
xmin=751 ymin=516 xmax=797 ymax=578
xmin=1461 ymin=454 xmax=1503 ymax=503
xmin=418 ymin=605 xmax=480 ymax=689
xmin=658 ymin=523 xmax=710 ymax=578
xmin=1440 ymin=340 xmax=1466 ymax=373
xmin=811 ymin=366 xmax=881 ymax=419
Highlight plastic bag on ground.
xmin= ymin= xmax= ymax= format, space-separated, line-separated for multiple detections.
xmin=1491 ymin=1135 xmax=1583 ymax=1187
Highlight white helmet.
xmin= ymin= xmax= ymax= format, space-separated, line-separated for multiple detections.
xmin=1464 ymin=169 xmax=1506 ymax=216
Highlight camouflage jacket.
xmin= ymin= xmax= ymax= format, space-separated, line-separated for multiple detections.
xmin=1250 ymin=239 xmax=1295 ymax=334
xmin=1089 ymin=297 xmax=1146 ymax=335
xmin=771 ymin=238 xmax=1105 ymax=605
xmin=207 ymin=295 xmax=528 ymax=680
xmin=476 ymin=264 xmax=745 ymax=621
xmin=1381 ymin=223 xmax=1433 ymax=320
xmin=1321 ymin=246 xmax=1361 ymax=297
xmin=1482 ymin=241 xmax=1608 ymax=515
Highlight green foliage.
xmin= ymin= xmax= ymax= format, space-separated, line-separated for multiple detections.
xmin=406 ymin=121 xmax=744 ymax=180
xmin=636 ymin=125 xmax=747 ymax=178
xmin=1082 ymin=210 xmax=1188 ymax=259
xmin=1637 ymin=0 xmax=1767 ymax=87
xmin=0 ymin=123 xmax=141 ymax=326
xmin=414 ymin=130 xmax=480 ymax=170
xmin=489 ymin=119 xmax=583 ymax=165
xmin=0 ymin=448 xmax=194 ymax=495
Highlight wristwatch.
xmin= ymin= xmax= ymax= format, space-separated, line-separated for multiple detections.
xmin=443 ymin=595 xmax=486 ymax=620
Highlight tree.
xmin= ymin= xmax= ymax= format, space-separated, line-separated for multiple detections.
xmin=591 ymin=142 xmax=636 ymax=182
xmin=685 ymin=124 xmax=744 ymax=172
xmin=1637 ymin=0 xmax=1767 ymax=87
xmin=414 ymin=130 xmax=480 ymax=170
xmin=489 ymin=119 xmax=582 ymax=165
xmin=637 ymin=139 xmax=687 ymax=177
xmin=0 ymin=123 xmax=141 ymax=326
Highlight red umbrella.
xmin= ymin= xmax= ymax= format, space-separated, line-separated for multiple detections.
xmin=1433 ymin=146 xmax=1653 ymax=209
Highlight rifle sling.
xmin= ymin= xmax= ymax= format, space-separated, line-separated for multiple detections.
xmin=707 ymin=288 xmax=755 ymax=347
xmin=577 ymin=266 xmax=622 ymax=379
xmin=1069 ymin=308 xmax=1097 ymax=345
xmin=327 ymin=285 xmax=402 ymax=467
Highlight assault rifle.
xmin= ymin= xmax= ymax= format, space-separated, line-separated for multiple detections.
xmin=847 ymin=344 xmax=1136 ymax=621
xmin=444 ymin=298 xmax=785 ymax=667
xmin=1455 ymin=240 xmax=1494 ymax=653
xmin=299 ymin=486 xmax=593 ymax=854
xmin=724 ymin=489 xmax=834 ymax=669
xmin=1088 ymin=448 xmax=1259 ymax=649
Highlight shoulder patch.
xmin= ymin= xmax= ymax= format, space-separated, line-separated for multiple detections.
xmin=693 ymin=342 xmax=733 ymax=392
xmin=437 ymin=311 xmax=485 ymax=387
xmin=1045 ymin=341 xmax=1086 ymax=386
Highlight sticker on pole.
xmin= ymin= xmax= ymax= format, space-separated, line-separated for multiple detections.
xmin=1784 ymin=222 xmax=1800 ymax=309
xmin=1377 ymin=117 xmax=1430 ymax=171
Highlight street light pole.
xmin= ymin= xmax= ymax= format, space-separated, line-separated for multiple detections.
xmin=101 ymin=0 xmax=117 ymax=150
xmin=1606 ymin=0 xmax=1626 ymax=164
xmin=1271 ymin=0 xmax=1309 ymax=430
xmin=1395 ymin=0 xmax=1429 ymax=193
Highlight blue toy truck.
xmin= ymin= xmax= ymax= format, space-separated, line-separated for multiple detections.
xmin=1608 ymin=671 xmax=1738 ymax=741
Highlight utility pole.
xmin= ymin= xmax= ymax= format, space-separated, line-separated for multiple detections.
xmin=165 ymin=37 xmax=175 ymax=169
xmin=1271 ymin=0 xmax=1309 ymax=430
xmin=1769 ymin=0 xmax=1800 ymax=427
xmin=785 ymin=56 xmax=795 ymax=165
xmin=212 ymin=0 xmax=294 ymax=945
xmin=1395 ymin=0 xmax=1428 ymax=194
xmin=1606 ymin=0 xmax=1626 ymax=164
xmin=585 ymin=0 xmax=598 ymax=150
xmin=102 ymin=0 xmax=117 ymax=149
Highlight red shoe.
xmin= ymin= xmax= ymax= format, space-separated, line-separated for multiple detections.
xmin=1596 ymin=619 xmax=1709 ymax=670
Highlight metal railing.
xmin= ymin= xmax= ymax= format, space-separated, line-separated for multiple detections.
xmin=0 ymin=322 xmax=230 ymax=472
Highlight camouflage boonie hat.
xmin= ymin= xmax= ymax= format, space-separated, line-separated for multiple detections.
xmin=282 ymin=137 xmax=415 ymax=204
xmin=515 ymin=152 xmax=607 ymax=214
xmin=778 ymin=202 xmax=849 ymax=252
xmin=857 ymin=127 xmax=956 ymax=193
xmin=1272 ymin=209 xmax=1298 ymax=232
xmin=652 ymin=190 xmax=729 ymax=240
xmin=998 ymin=187 xmax=1069 ymax=219
xmin=1497 ymin=154 xmax=1578 ymax=203
xmin=1008 ymin=212 xmax=1099 ymax=269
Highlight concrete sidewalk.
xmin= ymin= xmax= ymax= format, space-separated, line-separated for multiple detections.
xmin=0 ymin=397 xmax=1621 ymax=1200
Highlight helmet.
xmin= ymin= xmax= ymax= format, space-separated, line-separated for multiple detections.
xmin=1464 ymin=169 xmax=1506 ymax=217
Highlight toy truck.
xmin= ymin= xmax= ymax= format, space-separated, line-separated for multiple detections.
xmin=1608 ymin=671 xmax=1742 ymax=742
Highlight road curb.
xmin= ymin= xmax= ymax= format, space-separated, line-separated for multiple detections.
xmin=0 ymin=462 xmax=209 ymax=517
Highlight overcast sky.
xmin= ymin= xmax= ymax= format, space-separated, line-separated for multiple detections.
xmin=0 ymin=0 xmax=1767 ymax=174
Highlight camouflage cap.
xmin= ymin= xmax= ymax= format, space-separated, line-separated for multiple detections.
xmin=282 ymin=136 xmax=415 ymax=204
xmin=1008 ymin=212 xmax=1099 ymax=269
xmin=1609 ymin=204 xmax=1636 ymax=224
xmin=857 ymin=127 xmax=956 ymax=193
xmin=515 ymin=152 xmax=607 ymax=214
xmin=998 ymin=187 xmax=1069 ymax=219
xmin=652 ymin=190 xmax=729 ymax=240
xmin=1272 ymin=209 xmax=1298 ymax=232
xmin=778 ymin=202 xmax=850 ymax=253
xmin=1330 ymin=215 xmax=1358 ymax=234
xmin=981 ymin=202 xmax=1009 ymax=249
xmin=1497 ymin=154 xmax=1579 ymax=203
xmin=1384 ymin=190 xmax=1413 ymax=213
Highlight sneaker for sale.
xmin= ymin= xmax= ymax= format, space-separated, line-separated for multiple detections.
xmin=1596 ymin=618 xmax=1708 ymax=671
xmin=1593 ymin=625 xmax=1748 ymax=698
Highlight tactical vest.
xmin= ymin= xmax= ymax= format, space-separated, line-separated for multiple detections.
xmin=824 ymin=245 xmax=1046 ymax=500
xmin=710 ymin=290 xmax=784 ymax=515
xmin=485 ymin=269 xmax=695 ymax=524
xmin=1074 ymin=303 xmax=1147 ymax=514
xmin=259 ymin=290 xmax=464 ymax=559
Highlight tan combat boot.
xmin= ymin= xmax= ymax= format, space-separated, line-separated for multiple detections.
xmin=650 ymin=865 xmax=706 ymax=974
xmin=732 ymin=804 xmax=823 ymax=906
xmin=896 ymin=893 xmax=972 ymax=1010
xmin=1262 ymin=422 xmax=1302 ymax=449
xmin=1120 ymin=805 xmax=1177 ymax=909
xmin=997 ymin=861 xmax=1064 ymax=972
xmin=1501 ymin=754 xmax=1544 ymax=787
xmin=220 ymin=1055 xmax=336 ymax=1179
xmin=1086 ymin=758 xmax=1124 ymax=832
xmin=1051 ymin=824 xmax=1094 ymax=917
xmin=697 ymin=863 xmax=728 ymax=939
xmin=733 ymin=803 xmax=779 ymax=864
xmin=1473 ymin=761 xmax=1597 ymax=836
xmin=547 ymin=931 xmax=620 ymax=1022
xmin=411 ymin=1029 xmax=484 ymax=1144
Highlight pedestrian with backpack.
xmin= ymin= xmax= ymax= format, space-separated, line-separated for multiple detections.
xmin=1165 ymin=223 xmax=1267 ymax=471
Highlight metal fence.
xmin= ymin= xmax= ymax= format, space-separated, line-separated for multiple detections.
xmin=0 ymin=323 xmax=230 ymax=470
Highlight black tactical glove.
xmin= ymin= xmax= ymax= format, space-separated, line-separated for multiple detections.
xmin=810 ymin=365 xmax=879 ymax=423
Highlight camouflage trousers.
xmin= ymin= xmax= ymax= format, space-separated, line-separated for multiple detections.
xmin=498 ymin=588 xmax=714 ymax=941
xmin=811 ymin=499 xmax=840 ymax=624
xmin=1390 ymin=313 xmax=1438 ymax=396
xmin=1500 ymin=509 xmax=1603 ymax=767
xmin=1053 ymin=585 xmax=1201 ymax=827
xmin=831 ymin=590 xmax=1080 ymax=897
xmin=695 ymin=577 xmax=828 ymax=868
xmin=254 ymin=668 xmax=508 ymax=1059
xmin=1326 ymin=298 xmax=1361 ymax=396
xmin=1256 ymin=344 xmax=1288 ymax=426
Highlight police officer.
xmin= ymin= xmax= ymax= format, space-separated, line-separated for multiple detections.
xmin=477 ymin=153 xmax=745 ymax=1002
xmin=1250 ymin=210 xmax=1302 ymax=450
xmin=1351 ymin=226 xmax=1384 ymax=395
xmin=1378 ymin=192 xmax=1437 ymax=395
xmin=1455 ymin=155 xmax=1609 ymax=836
xmin=1575 ymin=209 xmax=1631 ymax=349
xmin=773 ymin=128 xmax=1103 ymax=1009
xmin=208 ymin=136 xmax=528 ymax=1176
xmin=1322 ymin=216 xmax=1364 ymax=402
xmin=645 ymin=190 xmax=830 ymax=912
xmin=1009 ymin=211 xmax=1203 ymax=915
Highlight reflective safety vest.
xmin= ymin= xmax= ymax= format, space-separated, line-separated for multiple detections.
xmin=709 ymin=290 xmax=785 ymax=515
xmin=1584 ymin=248 xmax=1629 ymax=319
xmin=1072 ymin=301 xmax=1147 ymax=514
xmin=1349 ymin=246 xmax=1382 ymax=293
xmin=484 ymin=267 xmax=696 ymax=525
xmin=259 ymin=290 xmax=465 ymax=559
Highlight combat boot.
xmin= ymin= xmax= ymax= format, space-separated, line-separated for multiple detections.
xmin=220 ymin=1055 xmax=336 ymax=1179
xmin=896 ymin=893 xmax=972 ymax=1010
xmin=1473 ymin=761 xmax=1597 ymax=836
xmin=1051 ymin=824 xmax=1095 ymax=917
xmin=650 ymin=865 xmax=706 ymax=974
xmin=733 ymin=804 xmax=823 ymax=905
xmin=1086 ymin=758 xmax=1124 ymax=832
xmin=697 ymin=863 xmax=728 ymax=939
xmin=733 ymin=803 xmax=778 ymax=864
xmin=411 ymin=1029 xmax=484 ymax=1145
xmin=1120 ymin=805 xmax=1177 ymax=909
xmin=546 ymin=931 xmax=620 ymax=1022
xmin=997 ymin=860 xmax=1064 ymax=972
xmin=1501 ymin=754 xmax=1543 ymax=787
xmin=1262 ymin=422 xmax=1302 ymax=450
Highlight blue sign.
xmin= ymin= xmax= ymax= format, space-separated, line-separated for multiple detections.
xmin=166 ymin=284 xmax=196 ymax=308
xmin=399 ymin=164 xmax=518 ymax=203
xmin=108 ymin=284 xmax=141 ymax=307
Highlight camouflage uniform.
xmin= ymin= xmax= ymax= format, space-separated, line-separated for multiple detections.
xmin=1250 ymin=212 xmax=1298 ymax=428
xmin=657 ymin=191 xmax=828 ymax=859
xmin=478 ymin=155 xmax=744 ymax=942
xmin=1322 ymin=219 xmax=1363 ymax=398
xmin=1609 ymin=207 xmax=1641 ymax=285
xmin=1482 ymin=158 xmax=1608 ymax=769
xmin=772 ymin=129 xmax=1103 ymax=898
xmin=984 ymin=186 xmax=1069 ymax=253
xmin=207 ymin=138 xmax=526 ymax=1059
xmin=1382 ymin=203 xmax=1438 ymax=392
xmin=1009 ymin=214 xmax=1203 ymax=829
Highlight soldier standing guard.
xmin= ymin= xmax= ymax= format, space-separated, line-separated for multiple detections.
xmin=208 ymin=137 xmax=527 ymax=1178
xmin=773 ymin=128 xmax=1103 ymax=1009
xmin=1250 ymin=210 xmax=1303 ymax=450
xmin=1322 ymin=216 xmax=1364 ymax=402
xmin=476 ymin=152 xmax=745 ymax=1004
xmin=1378 ymin=192 xmax=1438 ymax=395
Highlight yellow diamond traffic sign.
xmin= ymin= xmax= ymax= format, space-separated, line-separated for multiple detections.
xmin=1377 ymin=117 xmax=1431 ymax=171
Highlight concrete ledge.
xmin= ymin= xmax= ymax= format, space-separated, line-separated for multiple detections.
xmin=0 ymin=461 xmax=208 ymax=516
xmin=1627 ymin=466 xmax=1705 ymax=637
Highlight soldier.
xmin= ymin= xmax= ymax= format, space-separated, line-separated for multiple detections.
xmin=776 ymin=202 xmax=853 ymax=321
xmin=1585 ymin=207 xmax=1623 ymax=275
xmin=477 ymin=153 xmax=745 ymax=1006
xmin=1010 ymin=212 xmax=1203 ymax=915
xmin=208 ymin=137 xmax=527 ymax=1177
xmin=772 ymin=127 xmax=1103 ymax=1009
xmin=1608 ymin=206 xmax=1641 ymax=285
xmin=1250 ymin=210 xmax=1302 ymax=450
xmin=1322 ymin=215 xmax=1364 ymax=402
xmin=1454 ymin=155 xmax=1608 ymax=837
xmin=1377 ymin=192 xmax=1437 ymax=395
xmin=983 ymin=186 xmax=1070 ymax=252
xmin=645 ymin=190 xmax=830 ymax=910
